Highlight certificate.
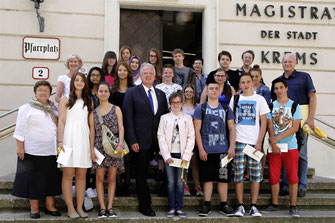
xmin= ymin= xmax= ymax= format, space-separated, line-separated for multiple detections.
xmin=242 ymin=144 xmax=264 ymax=162
xmin=94 ymin=148 xmax=105 ymax=165
xmin=221 ymin=156 xmax=233 ymax=168
xmin=169 ymin=158 xmax=190 ymax=169
xmin=268 ymin=143 xmax=288 ymax=153
xmin=57 ymin=145 xmax=72 ymax=166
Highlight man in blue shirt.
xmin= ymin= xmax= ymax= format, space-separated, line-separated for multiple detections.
xmin=272 ymin=53 xmax=317 ymax=197
xmin=192 ymin=57 xmax=206 ymax=103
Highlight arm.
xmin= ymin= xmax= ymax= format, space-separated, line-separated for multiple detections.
xmin=181 ymin=116 xmax=195 ymax=163
xmin=194 ymin=119 xmax=207 ymax=161
xmin=269 ymin=119 xmax=300 ymax=143
xmin=199 ymin=85 xmax=208 ymax=104
xmin=267 ymin=119 xmax=281 ymax=154
xmin=13 ymin=105 xmax=28 ymax=160
xmin=227 ymin=119 xmax=236 ymax=159
xmin=255 ymin=114 xmax=267 ymax=151
xmin=55 ymin=82 xmax=65 ymax=103
xmin=157 ymin=116 xmax=173 ymax=164
xmin=57 ymin=97 xmax=67 ymax=151
xmin=306 ymin=92 xmax=317 ymax=129
xmin=88 ymin=111 xmax=97 ymax=162
xmin=115 ymin=106 xmax=124 ymax=154
xmin=16 ymin=140 xmax=25 ymax=160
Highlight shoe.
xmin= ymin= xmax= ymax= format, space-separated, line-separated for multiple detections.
xmin=166 ymin=209 xmax=175 ymax=218
xmin=44 ymin=208 xmax=61 ymax=216
xmin=149 ymin=160 xmax=158 ymax=167
xmin=298 ymin=189 xmax=306 ymax=197
xmin=194 ymin=185 xmax=204 ymax=196
xmin=289 ymin=206 xmax=300 ymax=217
xmin=77 ymin=210 xmax=88 ymax=218
xmin=199 ymin=205 xmax=211 ymax=217
xmin=262 ymin=204 xmax=279 ymax=213
xmin=176 ymin=210 xmax=187 ymax=218
xmin=86 ymin=188 xmax=97 ymax=198
xmin=279 ymin=187 xmax=289 ymax=196
xmin=98 ymin=209 xmax=108 ymax=218
xmin=219 ymin=204 xmax=234 ymax=217
xmin=139 ymin=207 xmax=156 ymax=217
xmin=107 ymin=208 xmax=117 ymax=218
xmin=249 ymin=206 xmax=262 ymax=217
xmin=184 ymin=184 xmax=191 ymax=196
xmin=30 ymin=212 xmax=40 ymax=219
xmin=234 ymin=205 xmax=245 ymax=217
xmin=67 ymin=211 xmax=79 ymax=219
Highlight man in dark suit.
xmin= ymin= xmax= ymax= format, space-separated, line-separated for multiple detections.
xmin=123 ymin=62 xmax=169 ymax=217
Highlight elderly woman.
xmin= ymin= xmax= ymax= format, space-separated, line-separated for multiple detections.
xmin=55 ymin=53 xmax=83 ymax=103
xmin=12 ymin=81 xmax=61 ymax=219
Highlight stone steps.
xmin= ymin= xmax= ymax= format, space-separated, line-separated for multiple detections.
xmin=0 ymin=209 xmax=335 ymax=222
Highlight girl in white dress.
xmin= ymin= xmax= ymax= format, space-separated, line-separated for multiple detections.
xmin=58 ymin=72 xmax=96 ymax=219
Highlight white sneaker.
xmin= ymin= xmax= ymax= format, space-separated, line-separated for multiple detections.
xmin=249 ymin=206 xmax=262 ymax=217
xmin=234 ymin=205 xmax=245 ymax=217
xmin=86 ymin=188 xmax=97 ymax=198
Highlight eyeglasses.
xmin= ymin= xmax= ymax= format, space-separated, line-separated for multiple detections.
xmin=91 ymin=74 xmax=101 ymax=78
xmin=36 ymin=90 xmax=50 ymax=93
xmin=170 ymin=101 xmax=182 ymax=105
xmin=149 ymin=55 xmax=157 ymax=58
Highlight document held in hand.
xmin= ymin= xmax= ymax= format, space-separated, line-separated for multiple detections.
xmin=169 ymin=158 xmax=190 ymax=169
xmin=56 ymin=145 xmax=73 ymax=166
xmin=221 ymin=156 xmax=233 ymax=168
xmin=242 ymin=144 xmax=264 ymax=162
xmin=268 ymin=143 xmax=288 ymax=153
xmin=94 ymin=147 xmax=105 ymax=165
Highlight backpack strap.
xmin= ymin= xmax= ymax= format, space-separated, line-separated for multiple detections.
xmin=269 ymin=102 xmax=273 ymax=113
xmin=291 ymin=101 xmax=298 ymax=115
xmin=233 ymin=94 xmax=240 ymax=121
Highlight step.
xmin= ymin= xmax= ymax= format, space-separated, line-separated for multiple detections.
xmin=0 ymin=209 xmax=335 ymax=222
xmin=1 ymin=193 xmax=335 ymax=210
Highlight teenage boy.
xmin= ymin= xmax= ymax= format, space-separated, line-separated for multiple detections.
xmin=193 ymin=80 xmax=236 ymax=217
xmin=229 ymin=73 xmax=269 ymax=217
xmin=192 ymin=57 xmax=206 ymax=102
xmin=263 ymin=78 xmax=302 ymax=217
xmin=171 ymin=48 xmax=194 ymax=88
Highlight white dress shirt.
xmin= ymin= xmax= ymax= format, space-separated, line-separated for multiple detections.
xmin=142 ymin=84 xmax=158 ymax=115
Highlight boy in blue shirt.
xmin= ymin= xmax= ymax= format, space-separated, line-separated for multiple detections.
xmin=264 ymin=78 xmax=303 ymax=217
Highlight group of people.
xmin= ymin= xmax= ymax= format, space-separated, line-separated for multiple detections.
xmin=11 ymin=46 xmax=316 ymax=219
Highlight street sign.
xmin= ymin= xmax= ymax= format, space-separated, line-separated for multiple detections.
xmin=32 ymin=67 xmax=49 ymax=80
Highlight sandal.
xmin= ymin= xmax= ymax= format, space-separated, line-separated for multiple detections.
xmin=108 ymin=208 xmax=117 ymax=218
xmin=98 ymin=209 xmax=108 ymax=218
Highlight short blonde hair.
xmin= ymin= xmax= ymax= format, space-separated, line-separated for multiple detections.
xmin=65 ymin=53 xmax=83 ymax=69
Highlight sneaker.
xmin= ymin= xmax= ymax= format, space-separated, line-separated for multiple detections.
xmin=279 ymin=187 xmax=289 ymax=196
xmin=297 ymin=189 xmax=306 ymax=197
xmin=86 ymin=188 xmax=97 ymax=198
xmin=176 ymin=210 xmax=186 ymax=218
xmin=149 ymin=160 xmax=158 ymax=167
xmin=234 ymin=205 xmax=245 ymax=217
xmin=98 ymin=209 xmax=108 ymax=218
xmin=219 ymin=204 xmax=234 ymax=217
xmin=199 ymin=205 xmax=211 ymax=217
xmin=184 ymin=184 xmax=191 ymax=196
xmin=194 ymin=185 xmax=204 ymax=196
xmin=107 ymin=208 xmax=117 ymax=218
xmin=249 ymin=206 xmax=262 ymax=217
xmin=166 ymin=209 xmax=175 ymax=218
xmin=289 ymin=206 xmax=300 ymax=217
xmin=262 ymin=204 xmax=279 ymax=213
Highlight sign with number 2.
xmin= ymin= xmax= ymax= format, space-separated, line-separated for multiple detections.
xmin=32 ymin=67 xmax=49 ymax=80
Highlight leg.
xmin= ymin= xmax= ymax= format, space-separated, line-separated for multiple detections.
xmin=298 ymin=134 xmax=308 ymax=190
xmin=123 ymin=159 xmax=132 ymax=196
xmin=217 ymin=183 xmax=228 ymax=202
xmin=268 ymin=153 xmax=282 ymax=205
xmin=289 ymin=183 xmax=298 ymax=206
xmin=45 ymin=196 xmax=57 ymax=211
xmin=175 ymin=167 xmax=185 ymax=211
xmin=271 ymin=184 xmax=280 ymax=205
xmin=107 ymin=167 xmax=117 ymax=209
xmin=248 ymin=155 xmax=262 ymax=204
xmin=283 ymin=150 xmax=300 ymax=205
xmin=233 ymin=143 xmax=246 ymax=205
xmin=191 ymin=153 xmax=201 ymax=188
xmin=95 ymin=168 xmax=106 ymax=210
xmin=30 ymin=200 xmax=39 ymax=214
xmin=235 ymin=183 xmax=244 ymax=204
xmin=165 ymin=161 xmax=177 ymax=210
xmin=62 ymin=167 xmax=76 ymax=213
xmin=75 ymin=168 xmax=87 ymax=213
xmin=203 ymin=182 xmax=213 ymax=201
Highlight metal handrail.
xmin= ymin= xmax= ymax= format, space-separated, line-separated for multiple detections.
xmin=315 ymin=117 xmax=335 ymax=130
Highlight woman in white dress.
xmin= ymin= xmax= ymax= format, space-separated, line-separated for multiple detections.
xmin=55 ymin=53 xmax=82 ymax=103
xmin=58 ymin=72 xmax=96 ymax=219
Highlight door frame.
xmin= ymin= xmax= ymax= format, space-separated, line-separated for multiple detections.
xmin=104 ymin=0 xmax=218 ymax=73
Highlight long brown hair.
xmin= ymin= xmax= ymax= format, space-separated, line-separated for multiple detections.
xmin=183 ymin=84 xmax=197 ymax=108
xmin=67 ymin=72 xmax=92 ymax=113
xmin=112 ymin=62 xmax=134 ymax=92
xmin=148 ymin=48 xmax=162 ymax=80
xmin=102 ymin=51 xmax=117 ymax=77
xmin=118 ymin=46 xmax=132 ymax=63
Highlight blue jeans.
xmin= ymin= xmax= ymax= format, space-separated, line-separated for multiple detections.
xmin=281 ymin=133 xmax=308 ymax=190
xmin=164 ymin=153 xmax=186 ymax=211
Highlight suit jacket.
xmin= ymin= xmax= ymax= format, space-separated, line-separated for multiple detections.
xmin=157 ymin=112 xmax=195 ymax=162
xmin=122 ymin=84 xmax=169 ymax=150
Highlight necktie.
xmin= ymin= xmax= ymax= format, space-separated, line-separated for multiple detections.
xmin=148 ymin=89 xmax=154 ymax=113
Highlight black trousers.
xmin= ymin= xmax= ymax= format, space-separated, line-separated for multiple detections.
xmin=132 ymin=146 xmax=154 ymax=210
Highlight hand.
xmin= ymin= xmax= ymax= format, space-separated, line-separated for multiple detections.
xmin=166 ymin=158 xmax=174 ymax=164
xmin=116 ymin=145 xmax=123 ymax=154
xmin=268 ymin=136 xmax=278 ymax=145
xmin=181 ymin=159 xmax=188 ymax=166
xmin=271 ymin=144 xmax=281 ymax=154
xmin=58 ymin=142 xmax=64 ymax=152
xmin=305 ymin=118 xmax=315 ymax=130
xmin=199 ymin=149 xmax=208 ymax=161
xmin=227 ymin=146 xmax=235 ymax=159
xmin=91 ymin=151 xmax=98 ymax=162
xmin=130 ymin=143 xmax=139 ymax=152
xmin=17 ymin=147 xmax=24 ymax=160
xmin=254 ymin=142 xmax=262 ymax=151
